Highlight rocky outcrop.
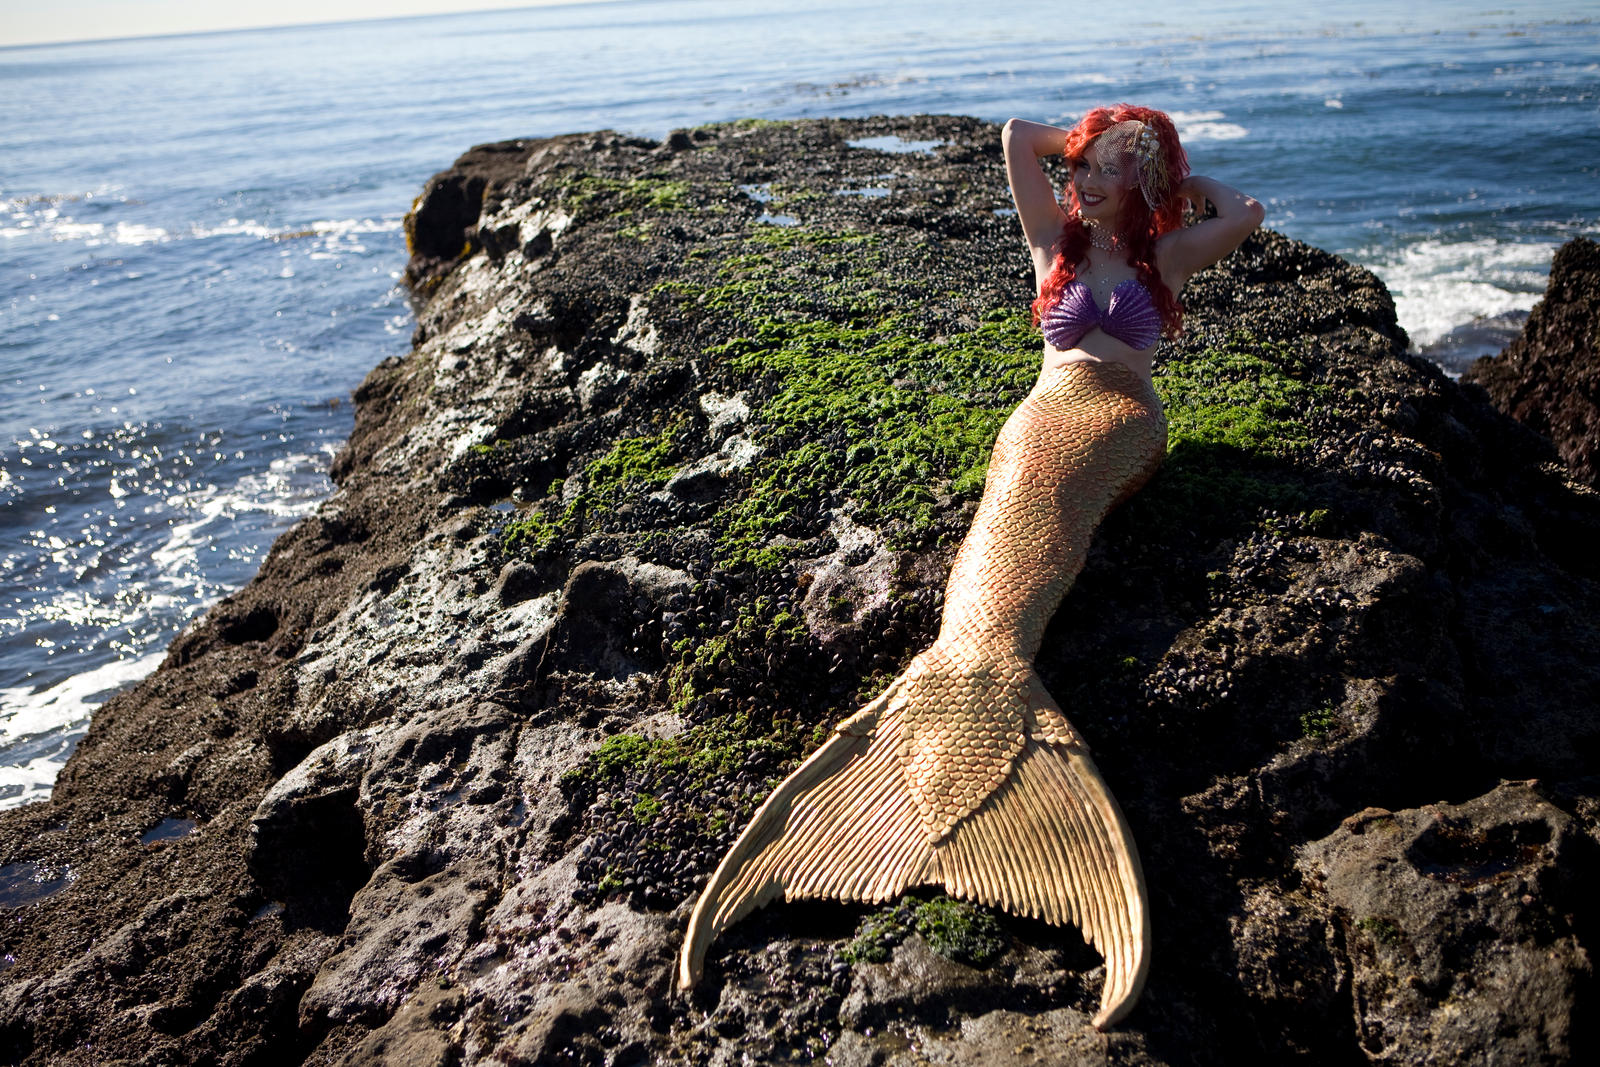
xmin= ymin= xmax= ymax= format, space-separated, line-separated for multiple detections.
xmin=1301 ymin=784 xmax=1590 ymax=1062
xmin=2 ymin=117 xmax=1597 ymax=1066
xmin=1464 ymin=236 xmax=1600 ymax=485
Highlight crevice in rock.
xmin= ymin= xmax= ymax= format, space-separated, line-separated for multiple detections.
xmin=218 ymin=604 xmax=281 ymax=646
xmin=249 ymin=786 xmax=373 ymax=935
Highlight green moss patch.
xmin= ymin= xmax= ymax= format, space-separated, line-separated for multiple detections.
xmin=1134 ymin=337 xmax=1333 ymax=541
xmin=508 ymin=227 xmax=1039 ymax=572
xmin=690 ymin=237 xmax=1037 ymax=567
xmin=710 ymin=317 xmax=1031 ymax=566
xmin=563 ymin=584 xmax=859 ymax=909
xmin=1159 ymin=342 xmax=1323 ymax=454
xmin=1357 ymin=916 xmax=1404 ymax=947
xmin=572 ymin=598 xmax=817 ymax=794
xmin=555 ymin=173 xmax=691 ymax=219
xmin=842 ymin=895 xmax=1008 ymax=968
xmin=502 ymin=421 xmax=684 ymax=555
xmin=1300 ymin=703 xmax=1338 ymax=738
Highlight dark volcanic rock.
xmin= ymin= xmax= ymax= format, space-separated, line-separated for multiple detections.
xmin=1464 ymin=236 xmax=1600 ymax=485
xmin=403 ymin=137 xmax=542 ymax=297
xmin=2 ymin=117 xmax=1597 ymax=1066
xmin=1301 ymin=785 xmax=1590 ymax=1063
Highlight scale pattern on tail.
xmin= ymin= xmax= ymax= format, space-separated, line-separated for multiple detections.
xmin=680 ymin=360 xmax=1166 ymax=1028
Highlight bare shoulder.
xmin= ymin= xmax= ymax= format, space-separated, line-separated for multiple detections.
xmin=1156 ymin=176 xmax=1264 ymax=291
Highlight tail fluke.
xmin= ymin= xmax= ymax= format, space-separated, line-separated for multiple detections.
xmin=934 ymin=739 xmax=1149 ymax=1028
xmin=678 ymin=683 xmax=929 ymax=989
xmin=677 ymin=670 xmax=1150 ymax=1029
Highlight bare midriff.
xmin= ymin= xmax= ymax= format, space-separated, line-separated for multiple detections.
xmin=1042 ymin=333 xmax=1155 ymax=383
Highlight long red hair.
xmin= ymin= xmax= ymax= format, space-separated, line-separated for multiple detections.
xmin=1031 ymin=104 xmax=1190 ymax=337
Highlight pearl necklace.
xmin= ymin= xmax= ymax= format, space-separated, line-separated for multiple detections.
xmin=1078 ymin=242 xmax=1132 ymax=297
xmin=1082 ymin=219 xmax=1118 ymax=252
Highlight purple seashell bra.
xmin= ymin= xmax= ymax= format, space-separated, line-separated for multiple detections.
xmin=1041 ymin=278 xmax=1161 ymax=352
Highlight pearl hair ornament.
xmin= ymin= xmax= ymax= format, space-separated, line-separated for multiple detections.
xmin=1093 ymin=120 xmax=1172 ymax=211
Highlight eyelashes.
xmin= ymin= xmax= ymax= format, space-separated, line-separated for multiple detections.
xmin=1073 ymin=160 xmax=1121 ymax=180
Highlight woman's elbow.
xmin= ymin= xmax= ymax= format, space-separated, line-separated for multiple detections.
xmin=1002 ymin=118 xmax=1030 ymax=160
xmin=1228 ymin=196 xmax=1264 ymax=240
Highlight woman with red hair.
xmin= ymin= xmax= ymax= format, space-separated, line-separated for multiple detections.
xmin=1007 ymin=104 xmax=1261 ymax=370
xmin=682 ymin=107 xmax=1260 ymax=1031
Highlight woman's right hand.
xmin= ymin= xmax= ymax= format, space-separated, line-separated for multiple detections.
xmin=1001 ymin=119 xmax=1071 ymax=277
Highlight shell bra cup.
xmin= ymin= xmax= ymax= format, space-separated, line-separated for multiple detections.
xmin=1041 ymin=278 xmax=1161 ymax=353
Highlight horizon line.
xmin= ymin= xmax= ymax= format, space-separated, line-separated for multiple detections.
xmin=0 ymin=0 xmax=623 ymax=51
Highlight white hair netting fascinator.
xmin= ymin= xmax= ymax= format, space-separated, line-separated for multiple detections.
xmin=1093 ymin=120 xmax=1172 ymax=211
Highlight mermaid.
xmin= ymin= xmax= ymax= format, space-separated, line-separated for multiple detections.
xmin=679 ymin=105 xmax=1264 ymax=1028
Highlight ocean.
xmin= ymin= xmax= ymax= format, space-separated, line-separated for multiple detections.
xmin=2 ymin=0 xmax=1597 ymax=808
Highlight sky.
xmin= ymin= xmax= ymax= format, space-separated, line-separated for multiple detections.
xmin=1 ymin=0 xmax=603 ymax=48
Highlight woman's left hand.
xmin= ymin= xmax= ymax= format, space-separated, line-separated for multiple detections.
xmin=1176 ymin=176 xmax=1209 ymax=217
xmin=1156 ymin=175 xmax=1265 ymax=290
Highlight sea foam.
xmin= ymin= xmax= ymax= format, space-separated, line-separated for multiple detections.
xmin=0 ymin=650 xmax=164 ymax=809
xmin=1366 ymin=237 xmax=1554 ymax=350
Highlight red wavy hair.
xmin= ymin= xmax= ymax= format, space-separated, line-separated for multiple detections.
xmin=1031 ymin=104 xmax=1190 ymax=338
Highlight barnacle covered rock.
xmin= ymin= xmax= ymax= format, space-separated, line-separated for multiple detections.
xmin=2 ymin=117 xmax=1597 ymax=1067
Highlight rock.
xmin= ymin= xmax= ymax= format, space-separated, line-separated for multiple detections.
xmin=249 ymin=727 xmax=378 ymax=925
xmin=838 ymin=936 xmax=995 ymax=1030
xmin=492 ymin=559 xmax=542 ymax=607
xmin=338 ymin=984 xmax=463 ymax=1067
xmin=1464 ymin=237 xmax=1600 ymax=486
xmin=799 ymin=508 xmax=897 ymax=642
xmin=550 ymin=557 xmax=691 ymax=679
xmin=909 ymin=1007 xmax=1155 ymax=1066
xmin=504 ymin=982 xmax=606 ymax=1063
xmin=665 ymin=435 xmax=760 ymax=504
xmin=2 ymin=116 xmax=1597 ymax=1066
xmin=402 ymin=139 xmax=537 ymax=295
xmin=297 ymin=701 xmax=516 ymax=1027
xmin=1299 ymin=785 xmax=1592 ymax=1063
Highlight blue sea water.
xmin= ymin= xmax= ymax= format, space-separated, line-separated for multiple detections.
xmin=2 ymin=0 xmax=1597 ymax=807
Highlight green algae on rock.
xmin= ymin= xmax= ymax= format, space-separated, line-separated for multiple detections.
xmin=841 ymin=894 xmax=1008 ymax=969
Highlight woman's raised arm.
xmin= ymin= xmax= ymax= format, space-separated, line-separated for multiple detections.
xmin=1002 ymin=119 xmax=1070 ymax=271
xmin=1157 ymin=175 xmax=1265 ymax=290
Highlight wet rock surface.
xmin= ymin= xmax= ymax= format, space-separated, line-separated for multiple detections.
xmin=2 ymin=116 xmax=1596 ymax=1065
xmin=1464 ymin=236 xmax=1600 ymax=486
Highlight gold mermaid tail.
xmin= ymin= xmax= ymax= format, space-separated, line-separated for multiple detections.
xmin=679 ymin=361 xmax=1166 ymax=1028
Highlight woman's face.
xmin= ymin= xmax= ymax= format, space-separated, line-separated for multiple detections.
xmin=1070 ymin=138 xmax=1128 ymax=222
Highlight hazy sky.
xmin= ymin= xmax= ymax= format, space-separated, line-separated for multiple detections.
xmin=2 ymin=1 xmax=603 ymax=48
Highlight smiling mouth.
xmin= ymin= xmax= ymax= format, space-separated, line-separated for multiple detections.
xmin=1080 ymin=193 xmax=1105 ymax=205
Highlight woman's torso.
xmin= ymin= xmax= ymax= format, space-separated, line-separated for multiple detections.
xmin=1034 ymin=226 xmax=1171 ymax=382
